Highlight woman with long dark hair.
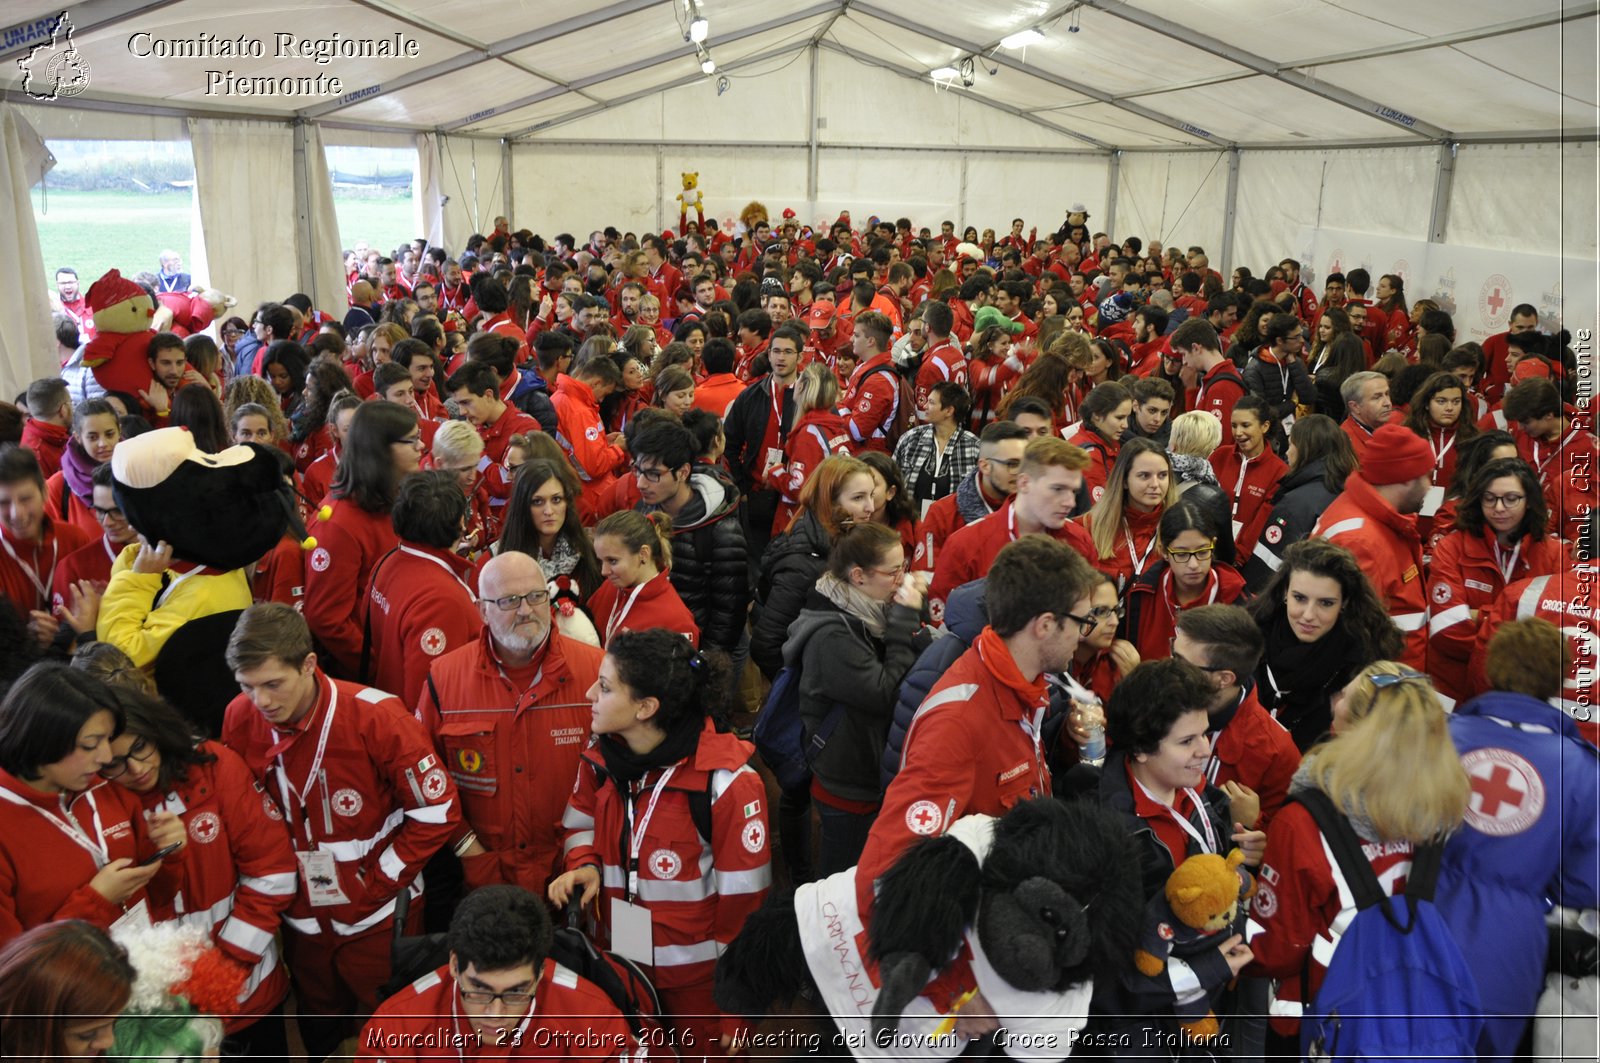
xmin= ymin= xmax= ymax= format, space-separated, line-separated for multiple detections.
xmin=496 ymin=458 xmax=602 ymax=607
xmin=46 ymin=399 xmax=120 ymax=538
xmin=167 ymin=383 xmax=229 ymax=454
xmin=1374 ymin=272 xmax=1410 ymax=354
xmin=550 ymin=630 xmax=769 ymax=1059
xmin=859 ymin=450 xmax=917 ymax=558
xmin=1427 ymin=458 xmax=1563 ymax=701
xmin=1243 ymin=415 xmax=1358 ymax=591
xmin=260 ymin=341 xmax=311 ymax=420
xmin=1403 ymin=371 xmax=1478 ymax=492
xmin=302 ymin=400 xmax=419 ymax=677
xmin=1066 ymin=380 xmax=1133 ymax=504
xmin=1247 ymin=539 xmax=1405 ymax=751
xmin=91 ymin=663 xmax=297 ymax=1058
xmin=291 ymin=357 xmax=355 ymax=472
xmin=0 ymin=920 xmax=134 ymax=1060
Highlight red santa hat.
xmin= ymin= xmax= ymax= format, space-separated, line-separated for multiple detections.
xmin=1359 ymin=424 xmax=1434 ymax=485
xmin=86 ymin=268 xmax=146 ymax=313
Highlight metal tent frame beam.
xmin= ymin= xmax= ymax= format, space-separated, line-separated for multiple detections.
xmin=446 ymin=2 xmax=840 ymax=134
xmin=1080 ymin=0 xmax=1450 ymax=141
xmin=816 ymin=39 xmax=1111 ymax=150
xmin=848 ymin=4 xmax=1232 ymax=148
xmin=299 ymin=0 xmax=664 ymax=120
xmin=1 ymin=0 xmax=186 ymax=62
xmin=1287 ymin=7 xmax=1594 ymax=68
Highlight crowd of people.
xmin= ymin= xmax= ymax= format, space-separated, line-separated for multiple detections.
xmin=0 ymin=203 xmax=1594 ymax=1061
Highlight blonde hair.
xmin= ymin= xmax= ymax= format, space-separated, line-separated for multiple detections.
xmin=794 ymin=362 xmax=840 ymax=416
xmin=593 ymin=509 xmax=674 ymax=571
xmin=430 ymin=418 xmax=485 ymax=467
xmin=1305 ymin=663 xmax=1468 ymax=844
xmin=1168 ymin=410 xmax=1222 ymax=457
xmin=222 ymin=375 xmax=288 ymax=442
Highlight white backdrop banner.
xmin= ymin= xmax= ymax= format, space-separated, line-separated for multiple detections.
xmin=1294 ymin=227 xmax=1597 ymax=397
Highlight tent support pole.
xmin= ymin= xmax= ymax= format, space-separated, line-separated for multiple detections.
xmin=1220 ymin=148 xmax=1240 ymax=280
xmin=502 ymin=139 xmax=514 ymax=230
xmin=292 ymin=120 xmax=316 ymax=303
xmin=1104 ymin=150 xmax=1121 ymax=241
xmin=807 ymin=42 xmax=820 ymax=213
xmin=958 ymin=155 xmax=969 ymax=227
xmin=655 ymin=145 xmax=665 ymax=236
xmin=1428 ymin=140 xmax=1457 ymax=244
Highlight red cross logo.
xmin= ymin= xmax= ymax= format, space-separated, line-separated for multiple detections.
xmin=332 ymin=788 xmax=363 ymax=817
xmin=648 ymin=848 xmax=681 ymax=879
xmin=1461 ymin=748 xmax=1544 ymax=836
xmin=906 ymin=799 xmax=943 ymax=836
xmin=1487 ymin=288 xmax=1505 ymax=315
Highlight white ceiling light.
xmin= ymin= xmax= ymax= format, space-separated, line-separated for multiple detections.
xmin=930 ymin=65 xmax=959 ymax=81
xmin=700 ymin=55 xmax=716 ymax=74
xmin=688 ymin=16 xmax=709 ymax=42
xmin=1000 ymin=28 xmax=1044 ymax=48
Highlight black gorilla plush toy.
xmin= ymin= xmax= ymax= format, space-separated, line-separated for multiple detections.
xmin=715 ymin=797 xmax=1141 ymax=1059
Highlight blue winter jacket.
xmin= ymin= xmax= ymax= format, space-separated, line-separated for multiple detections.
xmin=878 ymin=578 xmax=988 ymax=791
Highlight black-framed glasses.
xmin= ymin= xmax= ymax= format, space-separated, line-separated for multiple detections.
xmin=1482 ymin=492 xmax=1526 ymax=510
xmin=91 ymin=504 xmax=125 ymax=521
xmin=1170 ymin=638 xmax=1229 ymax=672
xmin=99 ymin=738 xmax=156 ymax=780
xmin=1060 ymin=611 xmax=1098 ymax=637
xmin=456 ymin=978 xmax=534 ymax=1008
xmin=987 ymin=457 xmax=1024 ymax=471
xmin=632 ymin=462 xmax=669 ymax=484
xmin=1089 ymin=604 xmax=1124 ymax=623
xmin=1370 ymin=670 xmax=1430 ymax=689
xmin=486 ymin=589 xmax=550 ymax=612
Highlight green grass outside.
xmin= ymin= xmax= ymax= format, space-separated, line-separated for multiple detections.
xmin=30 ymin=188 xmax=415 ymax=290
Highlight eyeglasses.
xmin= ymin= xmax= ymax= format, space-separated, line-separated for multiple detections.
xmin=456 ymin=980 xmax=534 ymax=1009
xmin=1369 ymin=669 xmax=1430 ymax=689
xmin=221 ymin=328 xmax=243 ymax=338
xmin=1089 ymin=604 xmax=1124 ymax=623
xmin=1165 ymin=541 xmax=1216 ymax=565
xmin=91 ymin=504 xmax=125 ymax=521
xmin=99 ymin=738 xmax=156 ymax=780
xmin=987 ymin=457 xmax=1024 ymax=471
xmin=871 ymin=560 xmax=911 ymax=579
xmin=632 ymin=462 xmax=670 ymax=484
xmin=1482 ymin=492 xmax=1526 ymax=510
xmin=1169 ymin=638 xmax=1229 ymax=673
xmin=1059 ymin=611 xmax=1099 ymax=637
xmin=486 ymin=589 xmax=550 ymax=612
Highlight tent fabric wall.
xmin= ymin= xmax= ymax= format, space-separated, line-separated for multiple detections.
xmin=188 ymin=118 xmax=300 ymax=314
xmin=298 ymin=123 xmax=347 ymax=318
xmin=1 ymin=104 xmax=57 ymax=396
xmin=436 ymin=134 xmax=505 ymax=251
xmin=1448 ymin=142 xmax=1599 ymax=263
xmin=660 ymin=145 xmax=809 ymax=230
xmin=964 ymin=155 xmax=1108 ymax=239
xmin=414 ymin=133 xmax=444 ymax=248
xmin=513 ymin=144 xmax=660 ymax=238
xmin=1116 ymin=151 xmax=1229 ymax=265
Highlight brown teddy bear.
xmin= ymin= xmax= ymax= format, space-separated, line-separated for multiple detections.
xmin=1131 ymin=848 xmax=1257 ymax=1040
xmin=81 ymin=269 xmax=159 ymax=398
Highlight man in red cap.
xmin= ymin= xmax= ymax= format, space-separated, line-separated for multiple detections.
xmin=803 ymin=299 xmax=852 ymax=370
xmin=1312 ymin=423 xmax=1435 ymax=671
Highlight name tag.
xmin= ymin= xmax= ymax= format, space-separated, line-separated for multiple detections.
xmin=297 ymin=850 xmax=350 ymax=907
xmin=610 ymin=898 xmax=654 ymax=965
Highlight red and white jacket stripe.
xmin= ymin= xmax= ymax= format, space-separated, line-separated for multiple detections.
xmin=223 ymin=674 xmax=460 ymax=938
xmin=138 ymin=742 xmax=298 ymax=1027
xmin=559 ymin=722 xmax=771 ymax=992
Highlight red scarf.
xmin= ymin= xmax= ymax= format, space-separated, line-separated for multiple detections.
xmin=973 ymin=626 xmax=1048 ymax=708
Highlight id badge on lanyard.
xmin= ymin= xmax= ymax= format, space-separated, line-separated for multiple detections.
xmin=613 ymin=767 xmax=676 ymax=965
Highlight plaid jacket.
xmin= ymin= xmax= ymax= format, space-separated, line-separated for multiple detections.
xmin=893 ymin=424 xmax=980 ymax=503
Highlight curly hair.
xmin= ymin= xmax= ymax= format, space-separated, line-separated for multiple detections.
xmin=1453 ymin=457 xmax=1549 ymax=543
xmin=1247 ymin=539 xmax=1404 ymax=663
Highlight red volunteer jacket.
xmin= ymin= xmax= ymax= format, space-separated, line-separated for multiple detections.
xmin=1190 ymin=360 xmax=1246 ymax=429
xmin=1064 ymin=425 xmax=1119 ymax=505
xmin=1209 ymin=444 xmax=1288 ymax=559
xmin=765 ymin=410 xmax=851 ymax=536
xmin=45 ymin=471 xmax=102 ymax=540
xmin=136 ymin=743 xmax=297 ymax=1026
xmin=1427 ymin=527 xmax=1564 ymax=702
xmin=1123 ymin=563 xmax=1249 ymax=666
xmin=587 ymin=572 xmax=699 ymax=647
xmin=222 ymin=674 xmax=460 ymax=938
xmin=356 ymin=958 xmax=643 ymax=1061
xmin=929 ymin=498 xmax=1097 ymax=624
xmin=1519 ymin=413 xmax=1598 ymax=544
xmin=478 ymin=404 xmax=541 ymax=508
xmin=1313 ymin=475 xmax=1429 ymax=670
xmin=551 ymin=376 xmax=627 ymax=523
xmin=910 ymin=480 xmax=1001 ymax=576
xmin=369 ymin=542 xmax=479 ymax=709
xmin=0 ymin=769 xmax=181 ymax=945
xmin=50 ymin=533 xmax=121 ymax=611
xmin=1340 ymin=416 xmax=1379 ymax=465
xmin=1206 ymin=684 xmax=1300 ymax=829
xmin=842 ymin=353 xmax=901 ymax=454
xmin=303 ymin=499 xmax=400 ymax=678
xmin=1077 ymin=504 xmax=1163 ymax=592
xmin=1468 ymin=564 xmax=1600 ymax=742
xmin=417 ymin=630 xmax=602 ymax=894
xmin=0 ymin=517 xmax=91 ymax=614
xmin=20 ymin=420 xmax=69 ymax=478
xmin=913 ymin=338 xmax=969 ymax=410
xmin=561 ymin=723 xmax=771 ymax=998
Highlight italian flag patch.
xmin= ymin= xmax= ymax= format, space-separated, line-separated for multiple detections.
xmin=743 ymin=800 xmax=761 ymax=818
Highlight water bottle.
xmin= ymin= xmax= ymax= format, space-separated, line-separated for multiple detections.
xmin=1080 ymin=717 xmax=1107 ymax=765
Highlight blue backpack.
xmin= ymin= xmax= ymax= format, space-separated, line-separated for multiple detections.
xmin=751 ymin=662 xmax=847 ymax=793
xmin=1295 ymin=790 xmax=1483 ymax=1063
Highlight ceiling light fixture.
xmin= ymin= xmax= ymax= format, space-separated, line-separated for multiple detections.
xmin=688 ymin=15 xmax=709 ymax=42
xmin=700 ymin=54 xmax=716 ymax=74
xmin=930 ymin=65 xmax=959 ymax=81
xmin=1000 ymin=28 xmax=1044 ymax=48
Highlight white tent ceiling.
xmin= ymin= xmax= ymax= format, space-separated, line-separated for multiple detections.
xmin=2 ymin=0 xmax=1594 ymax=149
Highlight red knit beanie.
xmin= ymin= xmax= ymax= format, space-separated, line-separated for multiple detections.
xmin=1360 ymin=423 xmax=1434 ymax=485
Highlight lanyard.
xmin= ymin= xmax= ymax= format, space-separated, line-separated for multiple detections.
xmin=155 ymin=564 xmax=211 ymax=609
xmin=1230 ymin=454 xmax=1252 ymax=518
xmin=0 ymin=531 xmax=56 ymax=608
xmin=398 ymin=544 xmax=476 ymax=601
xmin=1123 ymin=521 xmax=1159 ymax=577
xmin=1492 ymin=538 xmax=1523 ymax=584
xmin=1163 ymin=567 xmax=1220 ymax=623
xmin=605 ymin=573 xmax=658 ymax=644
xmin=1532 ymin=426 xmax=1580 ymax=478
xmin=103 ymin=536 xmax=120 ymax=564
xmin=271 ymin=686 xmax=339 ymax=847
xmin=1430 ymin=428 xmax=1456 ymax=471
xmin=0 ymin=784 xmax=110 ymax=867
xmin=1017 ymin=705 xmax=1046 ymax=792
xmin=624 ymin=766 xmax=677 ymax=900
xmin=1133 ymin=777 xmax=1217 ymax=855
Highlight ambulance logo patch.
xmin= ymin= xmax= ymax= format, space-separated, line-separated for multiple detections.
xmin=456 ymin=749 xmax=484 ymax=774
xmin=741 ymin=820 xmax=766 ymax=854
xmin=906 ymin=800 xmax=943 ymax=836
xmin=1462 ymin=747 xmax=1545 ymax=836
xmin=1432 ymin=583 xmax=1452 ymax=605
xmin=1158 ymin=922 xmax=1175 ymax=941
xmin=585 ymin=424 xmax=601 ymax=441
xmin=261 ymin=793 xmax=283 ymax=821
xmin=422 ymin=769 xmax=449 ymax=800
xmin=649 ymin=848 xmax=681 ymax=879
xmin=309 ymin=547 xmax=331 ymax=573
xmin=420 ymin=627 xmax=447 ymax=656
xmin=332 ymin=788 xmax=363 ymax=817
xmin=1252 ymin=881 xmax=1279 ymax=918
xmin=189 ymin=811 xmax=220 ymax=845
xmin=856 ymin=397 xmax=872 ymax=413
xmin=1264 ymin=524 xmax=1282 ymax=545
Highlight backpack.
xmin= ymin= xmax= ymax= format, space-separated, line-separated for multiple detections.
xmin=1294 ymin=789 xmax=1483 ymax=1063
xmin=751 ymin=630 xmax=849 ymax=792
xmin=863 ymin=362 xmax=918 ymax=447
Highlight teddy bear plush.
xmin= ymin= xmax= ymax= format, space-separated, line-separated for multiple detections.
xmin=676 ymin=171 xmax=702 ymax=211
xmin=715 ymin=798 xmax=1141 ymax=1060
xmin=81 ymin=268 xmax=159 ymax=397
xmin=156 ymin=288 xmax=236 ymax=339
xmin=1131 ymin=848 xmax=1257 ymax=1040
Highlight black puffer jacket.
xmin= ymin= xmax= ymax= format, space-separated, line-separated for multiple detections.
xmin=639 ymin=463 xmax=749 ymax=652
xmin=749 ymin=509 xmax=832 ymax=678
xmin=1242 ymin=458 xmax=1339 ymax=592
xmin=1242 ymin=352 xmax=1317 ymax=424
xmin=784 ymin=590 xmax=928 ymax=804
